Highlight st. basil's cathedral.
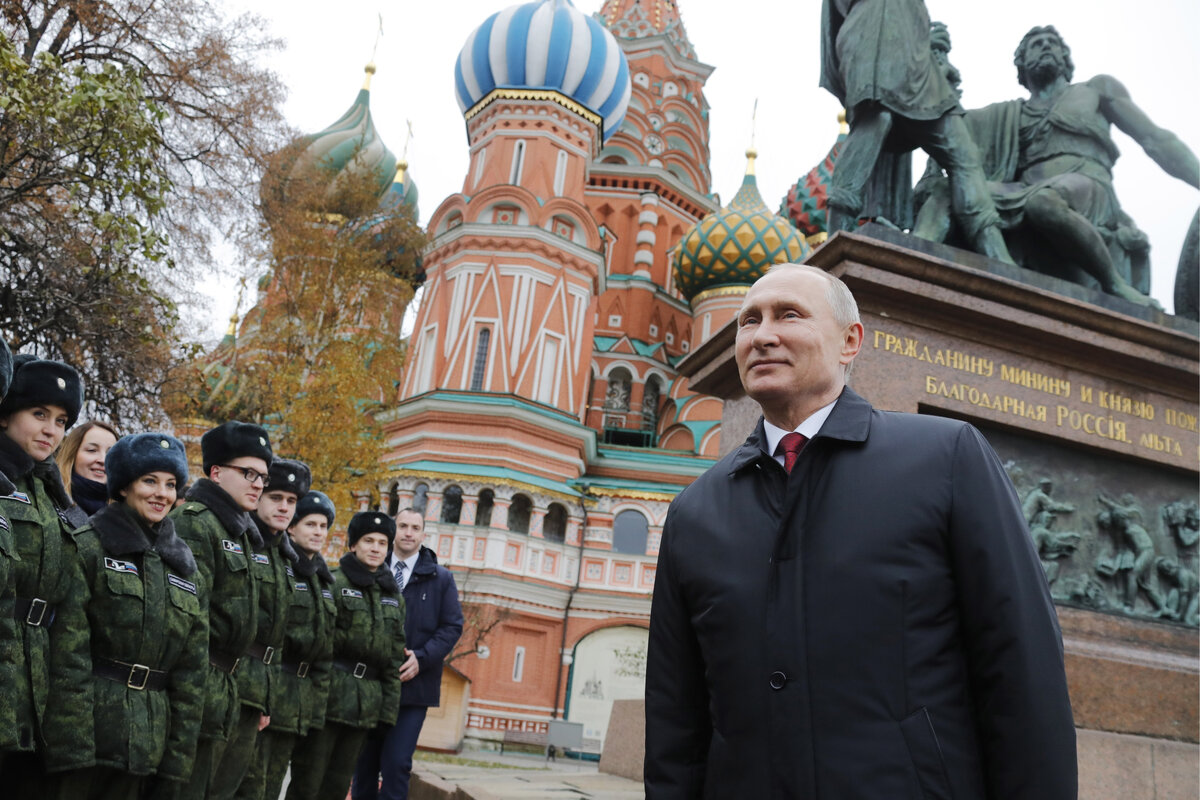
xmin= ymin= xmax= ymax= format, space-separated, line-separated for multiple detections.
xmin=183 ymin=0 xmax=842 ymax=754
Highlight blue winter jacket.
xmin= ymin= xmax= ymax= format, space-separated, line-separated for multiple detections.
xmin=399 ymin=547 xmax=463 ymax=707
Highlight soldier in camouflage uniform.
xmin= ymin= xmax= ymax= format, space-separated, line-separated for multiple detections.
xmin=286 ymin=512 xmax=405 ymax=800
xmin=0 ymin=339 xmax=19 ymax=771
xmin=0 ymin=356 xmax=92 ymax=790
xmin=225 ymin=458 xmax=310 ymax=800
xmin=257 ymin=490 xmax=337 ymax=800
xmin=163 ymin=421 xmax=273 ymax=800
xmin=53 ymin=433 xmax=206 ymax=799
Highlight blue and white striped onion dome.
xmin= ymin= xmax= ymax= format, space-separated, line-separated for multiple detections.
xmin=454 ymin=0 xmax=631 ymax=143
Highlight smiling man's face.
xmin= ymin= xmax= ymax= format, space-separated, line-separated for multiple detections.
xmin=735 ymin=266 xmax=861 ymax=429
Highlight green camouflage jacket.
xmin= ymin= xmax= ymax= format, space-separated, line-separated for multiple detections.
xmin=0 ymin=441 xmax=91 ymax=771
xmin=72 ymin=504 xmax=207 ymax=781
xmin=325 ymin=553 xmax=405 ymax=730
xmin=235 ymin=517 xmax=298 ymax=715
xmin=270 ymin=548 xmax=336 ymax=735
xmin=170 ymin=478 xmax=261 ymax=742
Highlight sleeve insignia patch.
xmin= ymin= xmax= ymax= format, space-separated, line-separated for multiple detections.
xmin=252 ymin=553 xmax=270 ymax=565
xmin=286 ymin=566 xmax=295 ymax=577
xmin=322 ymin=589 xmax=334 ymax=600
xmin=168 ymin=574 xmax=198 ymax=594
xmin=104 ymin=557 xmax=139 ymax=575
xmin=381 ymin=597 xmax=400 ymax=607
xmin=341 ymin=588 xmax=364 ymax=599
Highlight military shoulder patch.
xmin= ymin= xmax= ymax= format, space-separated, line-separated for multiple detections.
xmin=5 ymin=491 xmax=30 ymax=504
xmin=286 ymin=566 xmax=295 ymax=577
xmin=381 ymin=597 xmax=400 ymax=607
xmin=322 ymin=589 xmax=334 ymax=600
xmin=168 ymin=574 xmax=197 ymax=594
xmin=104 ymin=557 xmax=139 ymax=575
xmin=251 ymin=553 xmax=270 ymax=565
xmin=0 ymin=515 xmax=8 ymax=531
xmin=341 ymin=588 xmax=363 ymax=599
xmin=295 ymin=582 xmax=309 ymax=592
xmin=221 ymin=540 xmax=244 ymax=555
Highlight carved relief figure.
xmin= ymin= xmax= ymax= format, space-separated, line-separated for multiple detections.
xmin=1162 ymin=499 xmax=1199 ymax=571
xmin=1030 ymin=511 xmax=1081 ymax=587
xmin=1154 ymin=558 xmax=1199 ymax=626
xmin=1096 ymin=493 xmax=1165 ymax=614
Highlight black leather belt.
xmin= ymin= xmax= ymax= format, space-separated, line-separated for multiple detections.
xmin=281 ymin=658 xmax=312 ymax=678
xmin=245 ymin=641 xmax=276 ymax=665
xmin=13 ymin=597 xmax=56 ymax=627
xmin=332 ymin=659 xmax=379 ymax=680
xmin=209 ymin=648 xmax=241 ymax=674
xmin=94 ymin=657 xmax=169 ymax=691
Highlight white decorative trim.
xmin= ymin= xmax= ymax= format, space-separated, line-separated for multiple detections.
xmin=633 ymin=250 xmax=654 ymax=266
xmin=636 ymin=230 xmax=656 ymax=246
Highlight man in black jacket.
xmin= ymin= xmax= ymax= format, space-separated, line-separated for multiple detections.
xmin=644 ymin=264 xmax=1076 ymax=799
xmin=352 ymin=508 xmax=463 ymax=800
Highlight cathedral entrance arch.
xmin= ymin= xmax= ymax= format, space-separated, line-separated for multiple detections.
xmin=564 ymin=625 xmax=649 ymax=755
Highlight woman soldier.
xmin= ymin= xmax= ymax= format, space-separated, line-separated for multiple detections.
xmin=0 ymin=356 xmax=93 ymax=787
xmin=54 ymin=433 xmax=206 ymax=799
xmin=56 ymin=421 xmax=119 ymax=518
xmin=287 ymin=512 xmax=405 ymax=800
xmin=256 ymin=490 xmax=338 ymax=800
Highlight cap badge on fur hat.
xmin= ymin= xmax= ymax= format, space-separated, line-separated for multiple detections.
xmin=288 ymin=473 xmax=296 ymax=482
xmin=56 ymin=377 xmax=66 ymax=389
xmin=259 ymin=437 xmax=267 ymax=446
xmin=160 ymin=439 xmax=170 ymax=448
xmin=375 ymin=517 xmax=381 ymax=524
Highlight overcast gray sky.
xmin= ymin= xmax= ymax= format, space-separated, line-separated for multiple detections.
xmin=198 ymin=0 xmax=1200 ymax=334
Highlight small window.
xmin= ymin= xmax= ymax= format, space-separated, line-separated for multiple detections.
xmin=510 ymin=140 xmax=526 ymax=185
xmin=553 ymin=150 xmax=568 ymax=196
xmin=681 ymin=340 xmax=690 ymax=352
xmin=665 ymin=332 xmax=675 ymax=345
xmin=512 ymin=646 xmax=526 ymax=682
xmin=607 ymin=314 xmax=622 ymax=327
xmin=470 ymin=328 xmax=491 ymax=391
xmin=613 ymin=509 xmax=649 ymax=555
xmin=648 ymin=324 xmax=659 ymax=337
xmin=476 ymin=489 xmax=495 ymax=527
xmin=509 ymin=494 xmax=532 ymax=534
xmin=544 ymin=503 xmax=567 ymax=543
xmin=662 ymin=81 xmax=678 ymax=98
xmin=634 ymin=72 xmax=650 ymax=88
xmin=441 ymin=485 xmax=463 ymax=524
xmin=412 ymin=484 xmax=429 ymax=515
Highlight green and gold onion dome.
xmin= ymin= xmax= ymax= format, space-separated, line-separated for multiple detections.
xmin=673 ymin=149 xmax=811 ymax=302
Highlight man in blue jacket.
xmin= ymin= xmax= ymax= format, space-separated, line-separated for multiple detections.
xmin=352 ymin=508 xmax=463 ymax=800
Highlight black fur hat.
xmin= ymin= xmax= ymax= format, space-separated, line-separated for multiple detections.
xmin=293 ymin=490 xmax=336 ymax=527
xmin=265 ymin=458 xmax=311 ymax=497
xmin=0 ymin=339 xmax=11 ymax=401
xmin=347 ymin=510 xmax=395 ymax=550
xmin=200 ymin=421 xmax=273 ymax=473
xmin=106 ymin=433 xmax=190 ymax=500
xmin=0 ymin=355 xmax=84 ymax=427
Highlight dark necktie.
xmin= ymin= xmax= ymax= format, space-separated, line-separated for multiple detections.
xmin=394 ymin=561 xmax=407 ymax=591
xmin=776 ymin=432 xmax=808 ymax=474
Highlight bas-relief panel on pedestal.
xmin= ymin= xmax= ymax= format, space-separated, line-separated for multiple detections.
xmin=976 ymin=422 xmax=1198 ymax=627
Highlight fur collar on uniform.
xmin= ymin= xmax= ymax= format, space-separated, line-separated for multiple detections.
xmin=185 ymin=478 xmax=263 ymax=548
xmin=90 ymin=503 xmax=197 ymax=576
xmin=0 ymin=470 xmax=13 ymax=497
xmin=0 ymin=436 xmax=79 ymax=517
xmin=252 ymin=513 xmax=299 ymax=564
xmin=339 ymin=551 xmax=398 ymax=593
xmin=294 ymin=549 xmax=333 ymax=585
xmin=0 ymin=432 xmax=36 ymax=483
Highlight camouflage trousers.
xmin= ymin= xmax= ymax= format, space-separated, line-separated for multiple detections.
xmin=285 ymin=722 xmax=368 ymax=800
xmin=48 ymin=764 xmax=145 ymax=800
xmin=210 ymin=705 xmax=262 ymax=800
xmin=254 ymin=728 xmax=296 ymax=800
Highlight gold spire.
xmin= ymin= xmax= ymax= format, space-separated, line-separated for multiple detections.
xmin=838 ymin=109 xmax=849 ymax=135
xmin=225 ymin=277 xmax=247 ymax=338
xmin=364 ymin=13 xmax=383 ymax=91
xmin=746 ymin=98 xmax=759 ymax=176
xmin=362 ymin=62 xmax=376 ymax=91
xmin=394 ymin=160 xmax=408 ymax=183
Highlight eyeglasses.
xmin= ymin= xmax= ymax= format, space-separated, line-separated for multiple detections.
xmin=218 ymin=464 xmax=267 ymax=485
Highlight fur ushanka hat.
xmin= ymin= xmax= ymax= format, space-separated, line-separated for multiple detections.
xmin=0 ymin=354 xmax=84 ymax=427
xmin=200 ymin=421 xmax=273 ymax=474
xmin=265 ymin=458 xmax=312 ymax=498
xmin=106 ymin=433 xmax=190 ymax=500
xmin=293 ymin=490 xmax=336 ymax=527
xmin=347 ymin=511 xmax=395 ymax=550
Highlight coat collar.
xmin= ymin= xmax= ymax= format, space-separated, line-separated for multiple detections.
xmin=729 ymin=386 xmax=873 ymax=475
xmin=253 ymin=514 xmax=300 ymax=563
xmin=412 ymin=545 xmax=438 ymax=577
xmin=294 ymin=549 xmax=333 ymax=584
xmin=90 ymin=503 xmax=197 ymax=576
xmin=186 ymin=478 xmax=262 ymax=547
xmin=0 ymin=436 xmax=74 ymax=510
xmin=339 ymin=551 xmax=398 ymax=592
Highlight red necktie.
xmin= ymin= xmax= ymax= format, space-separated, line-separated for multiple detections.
xmin=776 ymin=432 xmax=808 ymax=474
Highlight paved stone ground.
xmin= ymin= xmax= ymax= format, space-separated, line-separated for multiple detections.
xmin=411 ymin=752 xmax=645 ymax=800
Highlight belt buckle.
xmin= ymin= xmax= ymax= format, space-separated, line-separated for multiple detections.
xmin=127 ymin=663 xmax=151 ymax=691
xmin=296 ymin=662 xmax=310 ymax=678
xmin=25 ymin=597 xmax=47 ymax=626
xmin=353 ymin=662 xmax=367 ymax=679
xmin=262 ymin=646 xmax=275 ymax=665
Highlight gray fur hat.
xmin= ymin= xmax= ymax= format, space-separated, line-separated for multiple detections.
xmin=265 ymin=458 xmax=312 ymax=498
xmin=200 ymin=421 xmax=273 ymax=473
xmin=0 ymin=354 xmax=84 ymax=427
xmin=106 ymin=433 xmax=190 ymax=500
xmin=293 ymin=490 xmax=336 ymax=526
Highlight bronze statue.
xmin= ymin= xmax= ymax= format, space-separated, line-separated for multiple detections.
xmin=819 ymin=0 xmax=1013 ymax=262
xmin=1097 ymin=493 xmax=1166 ymax=614
xmin=915 ymin=26 xmax=1200 ymax=307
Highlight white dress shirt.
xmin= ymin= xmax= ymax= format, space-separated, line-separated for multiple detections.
xmin=762 ymin=398 xmax=838 ymax=467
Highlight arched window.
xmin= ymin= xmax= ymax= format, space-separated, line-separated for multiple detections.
xmin=470 ymin=328 xmax=490 ymax=391
xmin=509 ymin=494 xmax=532 ymax=534
xmin=612 ymin=510 xmax=648 ymax=555
xmin=510 ymin=139 xmax=526 ymax=185
xmin=642 ymin=377 xmax=662 ymax=432
xmin=605 ymin=368 xmax=631 ymax=412
xmin=412 ymin=483 xmax=429 ymax=516
xmin=441 ymin=485 xmax=463 ymax=524
xmin=544 ymin=503 xmax=567 ymax=543
xmin=476 ymin=488 xmax=495 ymax=527
xmin=553 ymin=150 xmax=569 ymax=196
